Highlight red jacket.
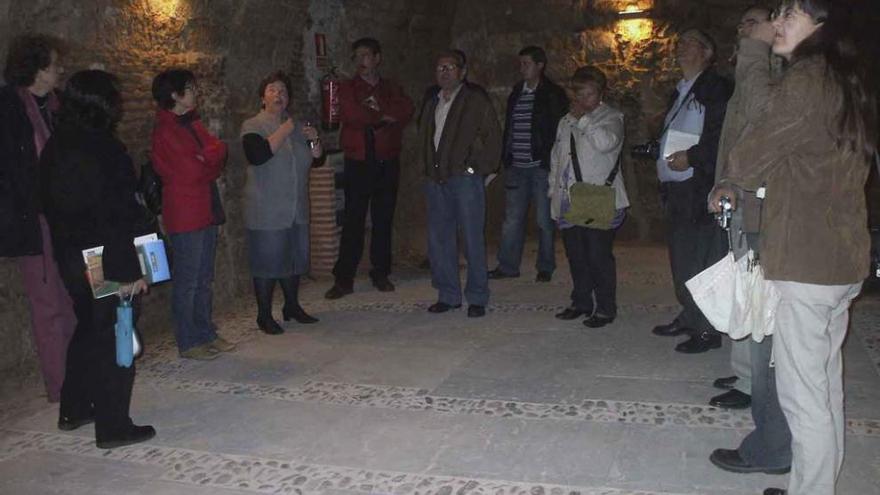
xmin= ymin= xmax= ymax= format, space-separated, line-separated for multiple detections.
xmin=339 ymin=76 xmax=414 ymax=161
xmin=151 ymin=109 xmax=226 ymax=234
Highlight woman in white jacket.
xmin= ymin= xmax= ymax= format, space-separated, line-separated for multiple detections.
xmin=549 ymin=66 xmax=629 ymax=328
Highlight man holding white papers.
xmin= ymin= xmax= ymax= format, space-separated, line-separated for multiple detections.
xmin=650 ymin=28 xmax=733 ymax=353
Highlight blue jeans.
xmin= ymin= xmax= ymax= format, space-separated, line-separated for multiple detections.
xmin=496 ymin=166 xmax=555 ymax=275
xmin=738 ymin=336 xmax=792 ymax=470
xmin=169 ymin=226 xmax=218 ymax=352
xmin=425 ymin=175 xmax=489 ymax=306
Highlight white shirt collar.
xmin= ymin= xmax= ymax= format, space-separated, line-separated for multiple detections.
xmin=522 ymin=80 xmax=539 ymax=93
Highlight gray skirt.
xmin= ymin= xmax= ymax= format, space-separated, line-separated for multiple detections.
xmin=246 ymin=224 xmax=310 ymax=278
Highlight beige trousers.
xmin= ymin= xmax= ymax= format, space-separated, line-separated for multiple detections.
xmin=771 ymin=280 xmax=862 ymax=495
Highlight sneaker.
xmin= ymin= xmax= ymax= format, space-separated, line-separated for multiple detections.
xmin=209 ymin=337 xmax=236 ymax=353
xmin=180 ymin=344 xmax=220 ymax=360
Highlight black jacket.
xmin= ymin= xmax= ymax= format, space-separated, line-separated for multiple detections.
xmin=665 ymin=68 xmax=733 ymax=222
xmin=40 ymin=124 xmax=143 ymax=283
xmin=0 ymin=85 xmax=43 ymax=257
xmin=502 ymin=77 xmax=569 ymax=170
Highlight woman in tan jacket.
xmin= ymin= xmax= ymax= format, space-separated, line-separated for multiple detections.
xmin=712 ymin=1 xmax=877 ymax=494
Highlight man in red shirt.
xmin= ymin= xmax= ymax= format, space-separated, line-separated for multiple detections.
xmin=325 ymin=38 xmax=414 ymax=299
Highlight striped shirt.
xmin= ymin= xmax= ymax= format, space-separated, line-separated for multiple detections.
xmin=510 ymin=84 xmax=540 ymax=168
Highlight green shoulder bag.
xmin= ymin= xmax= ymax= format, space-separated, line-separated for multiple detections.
xmin=564 ymin=133 xmax=619 ymax=230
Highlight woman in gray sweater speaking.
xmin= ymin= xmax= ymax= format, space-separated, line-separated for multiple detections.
xmin=241 ymin=71 xmax=324 ymax=334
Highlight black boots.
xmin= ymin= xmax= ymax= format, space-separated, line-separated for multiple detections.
xmin=253 ymin=278 xmax=284 ymax=334
xmin=279 ymin=275 xmax=318 ymax=324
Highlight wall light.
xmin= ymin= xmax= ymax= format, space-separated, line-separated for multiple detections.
xmin=149 ymin=0 xmax=180 ymax=19
xmin=618 ymin=4 xmax=653 ymax=20
xmin=616 ymin=2 xmax=653 ymax=42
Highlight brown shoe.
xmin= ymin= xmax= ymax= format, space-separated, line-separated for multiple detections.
xmin=180 ymin=344 xmax=220 ymax=360
xmin=209 ymin=337 xmax=236 ymax=353
xmin=371 ymin=276 xmax=395 ymax=292
xmin=324 ymin=284 xmax=353 ymax=300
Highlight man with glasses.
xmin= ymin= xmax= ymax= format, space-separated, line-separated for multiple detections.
xmin=649 ymin=28 xmax=732 ymax=353
xmin=417 ymin=50 xmax=502 ymax=318
xmin=325 ymin=37 xmax=414 ymax=300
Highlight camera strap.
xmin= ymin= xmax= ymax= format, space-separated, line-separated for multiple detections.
xmin=658 ymin=84 xmax=698 ymax=140
xmin=569 ymin=132 xmax=620 ymax=186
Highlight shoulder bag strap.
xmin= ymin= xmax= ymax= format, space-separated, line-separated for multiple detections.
xmin=603 ymin=157 xmax=621 ymax=187
xmin=569 ymin=132 xmax=584 ymax=183
xmin=572 ymin=130 xmax=621 ymax=187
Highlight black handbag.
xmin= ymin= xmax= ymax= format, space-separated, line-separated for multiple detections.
xmin=138 ymin=160 xmax=163 ymax=216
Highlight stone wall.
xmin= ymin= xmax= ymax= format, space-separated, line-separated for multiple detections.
xmin=3 ymin=0 xmax=877 ymax=381
xmin=302 ymin=0 xmax=455 ymax=261
xmin=447 ymin=0 xmax=760 ymax=243
xmin=0 ymin=0 xmax=452 ymax=380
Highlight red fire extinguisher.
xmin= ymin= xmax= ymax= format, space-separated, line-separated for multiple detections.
xmin=321 ymin=67 xmax=340 ymax=131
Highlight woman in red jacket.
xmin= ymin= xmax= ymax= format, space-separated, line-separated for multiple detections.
xmin=151 ymin=69 xmax=234 ymax=360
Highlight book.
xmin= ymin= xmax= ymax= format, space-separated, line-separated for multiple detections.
xmin=82 ymin=233 xmax=171 ymax=299
xmin=662 ymin=129 xmax=701 ymax=159
xmin=82 ymin=246 xmax=120 ymax=299
xmin=134 ymin=234 xmax=171 ymax=285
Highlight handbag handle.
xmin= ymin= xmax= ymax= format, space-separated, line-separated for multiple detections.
xmin=569 ymin=132 xmax=620 ymax=187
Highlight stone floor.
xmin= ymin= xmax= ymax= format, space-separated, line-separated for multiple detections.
xmin=2 ymin=242 xmax=879 ymax=495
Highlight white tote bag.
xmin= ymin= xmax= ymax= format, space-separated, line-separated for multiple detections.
xmin=686 ymin=250 xmax=780 ymax=342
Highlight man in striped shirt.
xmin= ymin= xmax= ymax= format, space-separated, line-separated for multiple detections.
xmin=489 ymin=46 xmax=568 ymax=282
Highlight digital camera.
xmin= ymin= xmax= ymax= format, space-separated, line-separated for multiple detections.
xmin=630 ymin=140 xmax=661 ymax=160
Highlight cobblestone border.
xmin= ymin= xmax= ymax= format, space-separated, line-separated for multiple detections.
xmin=134 ymin=366 xmax=880 ymax=437
xmin=0 ymin=428 xmax=700 ymax=495
xmin=305 ymin=301 xmax=680 ymax=316
xmin=129 ymin=302 xmax=880 ymax=439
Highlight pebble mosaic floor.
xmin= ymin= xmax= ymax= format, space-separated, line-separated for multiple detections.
xmin=2 ymin=246 xmax=880 ymax=495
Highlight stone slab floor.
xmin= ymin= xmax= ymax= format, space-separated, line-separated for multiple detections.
xmin=2 ymin=242 xmax=880 ymax=495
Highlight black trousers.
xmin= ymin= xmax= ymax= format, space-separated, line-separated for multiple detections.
xmin=562 ymin=226 xmax=617 ymax=317
xmin=661 ymin=180 xmax=727 ymax=334
xmin=56 ymin=246 xmax=135 ymax=441
xmin=333 ymin=157 xmax=400 ymax=284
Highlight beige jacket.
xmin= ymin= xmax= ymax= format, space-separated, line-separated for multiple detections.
xmin=549 ymin=103 xmax=629 ymax=221
xmin=722 ymin=56 xmax=871 ymax=285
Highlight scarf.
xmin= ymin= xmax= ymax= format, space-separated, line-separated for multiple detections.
xmin=17 ymin=86 xmax=59 ymax=158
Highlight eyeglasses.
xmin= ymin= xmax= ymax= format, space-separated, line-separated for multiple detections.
xmin=435 ymin=64 xmax=459 ymax=73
